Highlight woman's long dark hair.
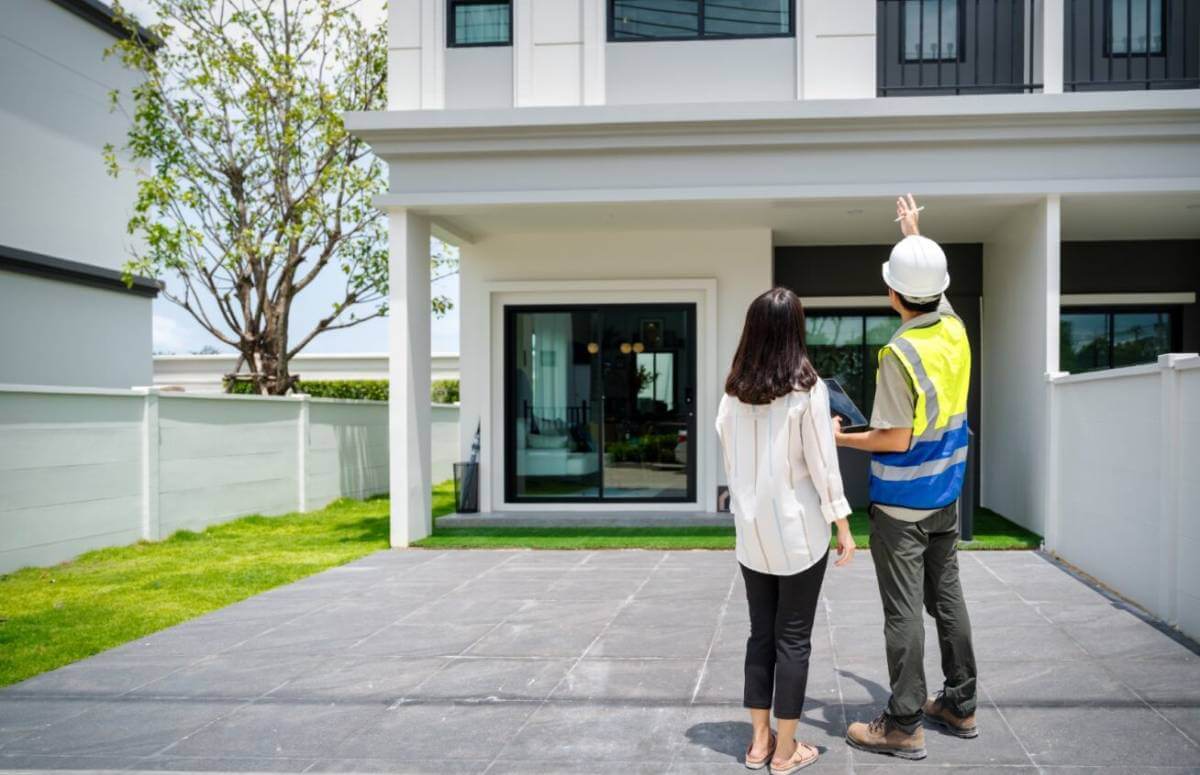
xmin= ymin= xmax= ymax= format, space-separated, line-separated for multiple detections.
xmin=724 ymin=287 xmax=819 ymax=404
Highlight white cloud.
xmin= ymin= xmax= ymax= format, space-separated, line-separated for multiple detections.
xmin=152 ymin=313 xmax=190 ymax=354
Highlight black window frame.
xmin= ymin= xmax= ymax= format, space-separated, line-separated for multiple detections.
xmin=803 ymin=308 xmax=903 ymax=416
xmin=447 ymin=0 xmax=513 ymax=48
xmin=1103 ymin=0 xmax=1166 ymax=57
xmin=899 ymin=0 xmax=965 ymax=63
xmin=503 ymin=302 xmax=698 ymax=505
xmin=1059 ymin=304 xmax=1182 ymax=373
xmin=607 ymin=0 xmax=796 ymax=43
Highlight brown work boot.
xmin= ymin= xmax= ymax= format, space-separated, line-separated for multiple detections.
xmin=845 ymin=713 xmax=927 ymax=760
xmin=923 ymin=693 xmax=979 ymax=738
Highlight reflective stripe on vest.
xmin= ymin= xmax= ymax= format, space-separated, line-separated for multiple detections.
xmin=868 ymin=315 xmax=971 ymax=510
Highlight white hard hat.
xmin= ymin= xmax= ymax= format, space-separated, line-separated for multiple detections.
xmin=882 ymin=235 xmax=950 ymax=299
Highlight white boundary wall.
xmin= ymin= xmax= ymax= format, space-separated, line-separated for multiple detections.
xmin=1047 ymin=354 xmax=1200 ymax=640
xmin=0 ymin=385 xmax=389 ymax=574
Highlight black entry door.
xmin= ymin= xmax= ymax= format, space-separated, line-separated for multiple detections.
xmin=505 ymin=303 xmax=696 ymax=503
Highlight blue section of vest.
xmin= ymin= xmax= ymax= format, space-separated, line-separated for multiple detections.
xmin=869 ymin=423 xmax=969 ymax=510
xmin=869 ymin=461 xmax=966 ymax=510
xmin=873 ymin=423 xmax=968 ymax=467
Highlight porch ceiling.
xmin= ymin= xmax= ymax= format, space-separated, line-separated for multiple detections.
xmin=419 ymin=190 xmax=1200 ymax=245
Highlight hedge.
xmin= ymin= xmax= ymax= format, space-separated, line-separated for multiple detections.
xmin=226 ymin=378 xmax=459 ymax=404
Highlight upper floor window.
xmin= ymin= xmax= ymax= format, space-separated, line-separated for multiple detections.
xmin=902 ymin=0 xmax=960 ymax=62
xmin=609 ymin=0 xmax=793 ymax=42
xmin=1060 ymin=307 xmax=1178 ymax=372
xmin=1108 ymin=0 xmax=1164 ymax=55
xmin=449 ymin=0 xmax=512 ymax=47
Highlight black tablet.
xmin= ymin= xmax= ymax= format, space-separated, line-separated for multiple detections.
xmin=824 ymin=378 xmax=868 ymax=432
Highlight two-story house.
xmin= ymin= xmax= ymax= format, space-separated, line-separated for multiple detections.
xmin=0 ymin=0 xmax=159 ymax=389
xmin=346 ymin=0 xmax=1200 ymax=546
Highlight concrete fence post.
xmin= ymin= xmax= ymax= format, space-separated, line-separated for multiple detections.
xmin=297 ymin=394 xmax=310 ymax=513
xmin=1158 ymin=354 xmax=1183 ymax=627
xmin=1043 ymin=371 xmax=1068 ymax=552
xmin=136 ymin=387 xmax=162 ymax=541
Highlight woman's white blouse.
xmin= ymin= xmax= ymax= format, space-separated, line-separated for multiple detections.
xmin=715 ymin=380 xmax=852 ymax=576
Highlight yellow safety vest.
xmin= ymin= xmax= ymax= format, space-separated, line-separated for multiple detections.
xmin=868 ymin=315 xmax=972 ymax=509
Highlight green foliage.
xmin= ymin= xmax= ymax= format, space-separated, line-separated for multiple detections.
xmin=105 ymin=1 xmax=391 ymax=394
xmin=431 ymin=379 xmax=460 ymax=404
xmin=225 ymin=378 xmax=461 ymax=403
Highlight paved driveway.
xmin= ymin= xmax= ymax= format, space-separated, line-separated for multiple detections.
xmin=1 ymin=549 xmax=1198 ymax=774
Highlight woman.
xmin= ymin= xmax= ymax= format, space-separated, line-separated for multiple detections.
xmin=715 ymin=287 xmax=856 ymax=773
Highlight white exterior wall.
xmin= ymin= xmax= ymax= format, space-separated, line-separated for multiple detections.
xmin=980 ymin=197 xmax=1060 ymax=535
xmin=0 ymin=272 xmax=152 ymax=388
xmin=1 ymin=1 xmax=152 ymax=390
xmin=457 ymin=228 xmax=772 ymax=513
xmin=389 ymin=0 xmax=876 ymax=110
xmin=1048 ymin=355 xmax=1200 ymax=640
xmin=0 ymin=386 xmax=389 ymax=574
xmin=0 ymin=1 xmax=142 ymax=270
xmin=798 ymin=0 xmax=876 ymax=99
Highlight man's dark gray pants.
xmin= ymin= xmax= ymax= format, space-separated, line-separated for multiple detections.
xmin=869 ymin=502 xmax=977 ymax=732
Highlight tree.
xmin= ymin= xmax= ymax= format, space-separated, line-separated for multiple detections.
xmin=106 ymin=0 xmax=435 ymax=395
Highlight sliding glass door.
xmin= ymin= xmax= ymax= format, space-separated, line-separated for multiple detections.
xmin=505 ymin=303 xmax=696 ymax=503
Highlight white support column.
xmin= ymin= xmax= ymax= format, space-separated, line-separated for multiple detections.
xmin=389 ymin=209 xmax=433 ymax=546
xmin=981 ymin=196 xmax=1060 ymax=536
xmin=1042 ymin=0 xmax=1065 ymax=93
xmin=137 ymin=387 xmax=161 ymax=541
xmin=297 ymin=394 xmax=310 ymax=513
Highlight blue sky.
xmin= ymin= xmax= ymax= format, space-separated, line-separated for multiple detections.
xmin=152 ymin=254 xmax=461 ymax=355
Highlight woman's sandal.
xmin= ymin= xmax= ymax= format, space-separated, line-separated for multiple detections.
xmin=769 ymin=741 xmax=820 ymax=775
xmin=745 ymin=730 xmax=776 ymax=770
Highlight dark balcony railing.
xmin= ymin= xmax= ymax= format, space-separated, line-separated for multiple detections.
xmin=878 ymin=0 xmax=1043 ymax=95
xmin=1065 ymin=0 xmax=1200 ymax=90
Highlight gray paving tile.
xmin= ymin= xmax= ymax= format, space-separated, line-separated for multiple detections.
xmin=161 ymin=699 xmax=376 ymax=759
xmin=1096 ymin=654 xmax=1200 ymax=705
xmin=1003 ymin=706 xmax=1200 ymax=767
xmin=677 ymin=702 xmax=849 ymax=768
xmin=415 ymin=657 xmax=572 ymax=701
xmin=464 ymin=620 xmax=605 ymax=658
xmin=1 ymin=654 xmax=185 ymax=699
xmin=130 ymin=654 xmax=323 ymax=700
xmin=306 ymin=759 xmax=487 ymax=774
xmin=0 ymin=753 xmax=142 ymax=770
xmin=5 ymin=699 xmax=244 ymax=757
xmin=265 ymin=656 xmax=446 ymax=703
xmin=332 ymin=701 xmax=538 ymax=760
xmin=3 ymin=548 xmax=1197 ymax=772
xmin=492 ymin=761 xmax=668 ymax=774
xmin=587 ymin=623 xmax=716 ymax=659
xmin=133 ymin=755 xmax=316 ymax=771
xmin=497 ymin=703 xmax=688 ymax=763
xmin=971 ymin=624 xmax=1089 ymax=662
xmin=553 ymin=659 xmax=703 ymax=702
xmin=352 ymin=622 xmax=498 ymax=657
xmin=1062 ymin=618 xmax=1200 ymax=661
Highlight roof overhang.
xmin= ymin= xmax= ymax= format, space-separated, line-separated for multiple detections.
xmin=0 ymin=244 xmax=162 ymax=298
xmin=346 ymin=91 xmax=1200 ymax=214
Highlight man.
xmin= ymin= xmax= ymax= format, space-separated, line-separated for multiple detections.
xmin=833 ymin=194 xmax=978 ymax=760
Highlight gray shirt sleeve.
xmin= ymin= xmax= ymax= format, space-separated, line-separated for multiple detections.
xmin=870 ymin=349 xmax=916 ymax=430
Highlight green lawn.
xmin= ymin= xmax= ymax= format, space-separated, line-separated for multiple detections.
xmin=0 ymin=480 xmax=1036 ymax=688
xmin=0 ymin=497 xmax=394 ymax=688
